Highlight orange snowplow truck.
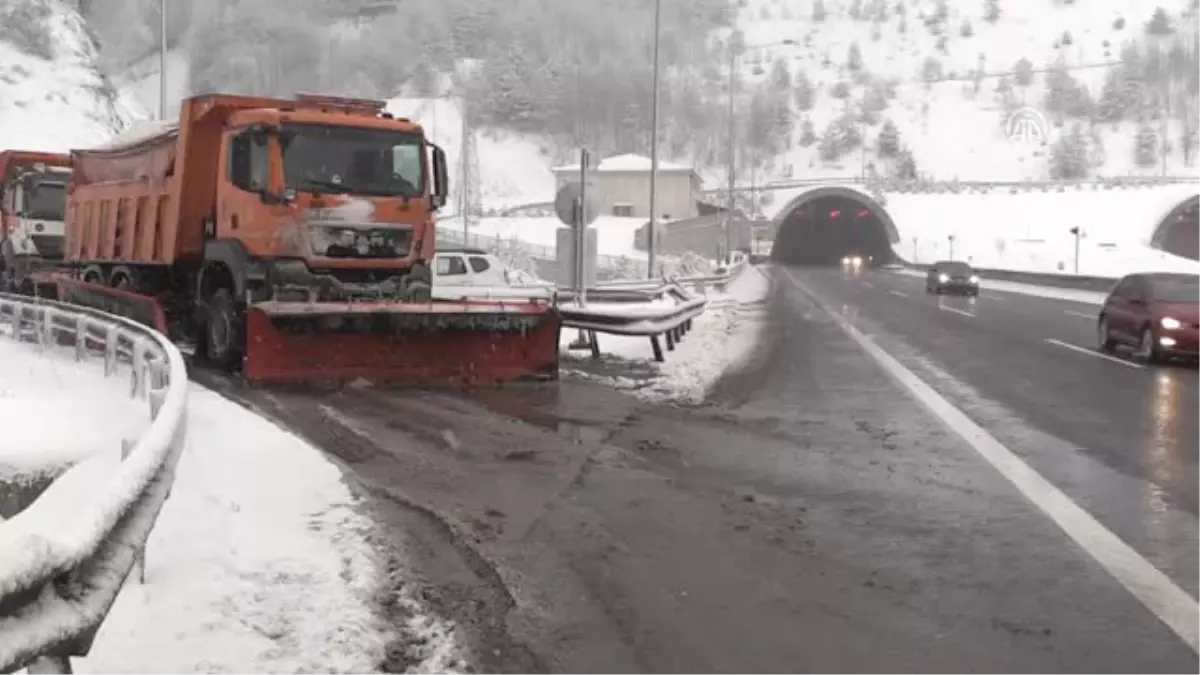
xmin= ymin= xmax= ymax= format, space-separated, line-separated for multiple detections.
xmin=55 ymin=93 xmax=560 ymax=385
xmin=0 ymin=150 xmax=72 ymax=293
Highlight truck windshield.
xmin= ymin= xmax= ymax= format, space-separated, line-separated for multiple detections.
xmin=279 ymin=123 xmax=424 ymax=198
xmin=22 ymin=180 xmax=67 ymax=221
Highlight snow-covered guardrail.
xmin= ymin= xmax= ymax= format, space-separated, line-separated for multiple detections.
xmin=0 ymin=294 xmax=188 ymax=674
xmin=558 ymin=284 xmax=709 ymax=363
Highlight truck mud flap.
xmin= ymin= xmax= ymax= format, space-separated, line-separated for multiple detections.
xmin=243 ymin=300 xmax=562 ymax=386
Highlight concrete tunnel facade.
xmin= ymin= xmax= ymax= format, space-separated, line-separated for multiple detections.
xmin=765 ymin=181 xmax=1200 ymax=276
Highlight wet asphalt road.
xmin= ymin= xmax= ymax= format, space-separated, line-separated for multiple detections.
xmin=211 ymin=264 xmax=1199 ymax=672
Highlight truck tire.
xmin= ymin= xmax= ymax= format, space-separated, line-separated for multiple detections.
xmin=203 ymin=288 xmax=244 ymax=371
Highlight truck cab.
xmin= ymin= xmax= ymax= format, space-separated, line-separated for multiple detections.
xmin=0 ymin=151 xmax=71 ymax=290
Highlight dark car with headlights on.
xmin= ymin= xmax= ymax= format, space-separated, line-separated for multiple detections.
xmin=1098 ymin=272 xmax=1199 ymax=364
xmin=925 ymin=261 xmax=979 ymax=296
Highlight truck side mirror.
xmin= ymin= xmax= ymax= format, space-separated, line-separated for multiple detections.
xmin=430 ymin=143 xmax=448 ymax=211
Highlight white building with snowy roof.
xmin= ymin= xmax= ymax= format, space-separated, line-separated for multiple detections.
xmin=550 ymin=153 xmax=702 ymax=221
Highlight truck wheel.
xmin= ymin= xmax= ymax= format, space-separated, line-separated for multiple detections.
xmin=204 ymin=288 xmax=244 ymax=371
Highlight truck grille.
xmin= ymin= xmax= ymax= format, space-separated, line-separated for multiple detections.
xmin=311 ymin=224 xmax=413 ymax=259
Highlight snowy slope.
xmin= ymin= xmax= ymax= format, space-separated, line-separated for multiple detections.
xmin=737 ymin=0 xmax=1198 ymax=182
xmin=107 ymin=47 xmax=190 ymax=122
xmin=387 ymin=97 xmax=557 ymax=212
xmin=0 ymin=1 xmax=137 ymax=152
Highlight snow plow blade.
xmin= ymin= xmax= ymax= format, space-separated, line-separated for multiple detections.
xmin=243 ymin=300 xmax=561 ymax=386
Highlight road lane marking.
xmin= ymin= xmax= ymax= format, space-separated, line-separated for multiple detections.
xmin=862 ymin=280 xmax=875 ymax=288
xmin=939 ymin=305 xmax=975 ymax=318
xmin=1044 ymin=338 xmax=1145 ymax=369
xmin=889 ymin=290 xmax=908 ymax=298
xmin=1064 ymin=310 xmax=1096 ymax=320
xmin=781 ymin=268 xmax=1199 ymax=653
xmin=981 ymin=294 xmax=1004 ymax=301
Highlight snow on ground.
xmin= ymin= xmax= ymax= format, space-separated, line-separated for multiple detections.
xmin=736 ymin=0 xmax=1196 ymax=183
xmin=0 ymin=334 xmax=148 ymax=482
xmin=562 ymin=265 xmax=771 ymax=404
xmin=0 ymin=335 xmax=462 ymax=673
xmin=387 ymin=97 xmax=556 ymax=211
xmin=0 ymin=1 xmax=135 ymax=152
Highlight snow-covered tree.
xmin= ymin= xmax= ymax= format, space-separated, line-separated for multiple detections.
xmin=795 ymin=70 xmax=815 ymax=110
xmin=847 ymin=42 xmax=864 ymax=71
xmin=894 ymin=147 xmax=919 ymax=179
xmin=983 ymin=0 xmax=1001 ymax=23
xmin=813 ymin=0 xmax=828 ymax=22
xmin=1145 ymin=7 xmax=1173 ymax=35
xmin=799 ymin=117 xmax=817 ymax=146
xmin=1013 ymin=57 xmax=1035 ymax=87
xmin=1135 ymin=119 xmax=1160 ymax=166
xmin=1049 ymin=124 xmax=1090 ymax=178
xmin=877 ymin=118 xmax=901 ymax=157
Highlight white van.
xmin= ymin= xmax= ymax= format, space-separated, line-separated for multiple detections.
xmin=431 ymin=248 xmax=553 ymax=302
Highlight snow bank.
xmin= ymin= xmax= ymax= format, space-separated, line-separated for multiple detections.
xmin=0 ymin=1 xmax=136 ymax=152
xmin=446 ymin=214 xmax=649 ymax=261
xmin=563 ymin=265 xmax=771 ymax=404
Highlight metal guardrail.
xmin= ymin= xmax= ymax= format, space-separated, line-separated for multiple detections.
xmin=0 ymin=294 xmax=188 ymax=674
xmin=554 ymin=258 xmax=749 ymax=362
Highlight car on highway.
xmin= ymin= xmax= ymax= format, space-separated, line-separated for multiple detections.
xmin=925 ymin=260 xmax=980 ymax=296
xmin=1097 ymin=272 xmax=1199 ymax=363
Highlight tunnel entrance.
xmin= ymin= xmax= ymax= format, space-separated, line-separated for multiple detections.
xmin=771 ymin=187 xmax=898 ymax=266
xmin=1151 ymin=197 xmax=1198 ymax=262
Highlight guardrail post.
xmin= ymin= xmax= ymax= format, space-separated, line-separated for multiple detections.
xmin=38 ymin=310 xmax=54 ymax=350
xmin=665 ymin=328 xmax=676 ymax=351
xmin=7 ymin=305 xmax=19 ymax=340
xmin=74 ymin=316 xmax=87 ymax=362
xmin=103 ymin=325 xmax=119 ymax=376
xmin=587 ymin=330 xmax=600 ymax=359
xmin=131 ymin=344 xmax=148 ymax=400
xmin=650 ymin=335 xmax=664 ymax=362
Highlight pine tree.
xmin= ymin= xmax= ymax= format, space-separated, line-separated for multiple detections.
xmin=795 ymin=70 xmax=815 ymax=110
xmin=831 ymin=80 xmax=852 ymax=98
xmin=1049 ymin=124 xmax=1090 ymax=179
xmin=895 ymin=147 xmax=918 ymax=179
xmin=818 ymin=125 xmax=842 ymax=160
xmin=1135 ymin=118 xmax=1159 ymax=166
xmin=849 ymin=0 xmax=863 ymax=20
xmin=983 ymin=0 xmax=1000 ymax=23
xmin=813 ymin=0 xmax=827 ymax=22
xmin=877 ymin=118 xmax=901 ymax=157
xmin=799 ymin=117 xmax=817 ymax=146
xmin=1013 ymin=57 xmax=1034 ymax=87
xmin=847 ymin=42 xmax=863 ymax=71
xmin=1145 ymin=7 xmax=1173 ymax=35
xmin=769 ymin=58 xmax=791 ymax=89
xmin=961 ymin=20 xmax=974 ymax=38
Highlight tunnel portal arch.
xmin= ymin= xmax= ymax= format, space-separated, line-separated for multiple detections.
xmin=1149 ymin=195 xmax=1199 ymax=262
xmin=769 ymin=185 xmax=902 ymax=266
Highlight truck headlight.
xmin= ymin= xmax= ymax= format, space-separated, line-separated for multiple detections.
xmin=969 ymin=275 xmax=980 ymax=284
xmin=1161 ymin=317 xmax=1182 ymax=329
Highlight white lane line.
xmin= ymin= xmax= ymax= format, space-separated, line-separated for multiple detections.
xmin=862 ymin=280 xmax=875 ymax=289
xmin=1044 ymin=338 xmax=1145 ymax=370
xmin=939 ymin=305 xmax=975 ymax=318
xmin=1064 ymin=310 xmax=1096 ymax=320
xmin=889 ymin=289 xmax=908 ymax=298
xmin=981 ymin=294 xmax=1004 ymax=301
xmin=781 ymin=268 xmax=1199 ymax=653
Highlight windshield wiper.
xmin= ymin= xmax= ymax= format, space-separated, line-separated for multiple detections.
xmin=300 ymin=179 xmax=353 ymax=194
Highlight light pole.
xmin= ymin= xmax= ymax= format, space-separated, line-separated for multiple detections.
xmin=947 ymin=234 xmax=956 ymax=261
xmin=159 ymin=0 xmax=167 ymax=120
xmin=1069 ymin=226 xmax=1084 ymax=274
xmin=723 ymin=38 xmax=796 ymax=262
xmin=647 ymin=0 xmax=662 ymax=278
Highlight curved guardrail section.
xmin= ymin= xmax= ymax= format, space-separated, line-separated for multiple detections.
xmin=0 ymin=293 xmax=188 ymax=674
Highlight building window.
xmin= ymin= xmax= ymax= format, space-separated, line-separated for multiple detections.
xmin=612 ymin=203 xmax=633 ymax=217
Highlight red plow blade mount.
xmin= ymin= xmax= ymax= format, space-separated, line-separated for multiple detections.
xmin=243 ymin=299 xmax=562 ymax=386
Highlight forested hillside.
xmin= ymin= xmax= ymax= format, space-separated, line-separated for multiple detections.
xmin=80 ymin=0 xmax=757 ymax=170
